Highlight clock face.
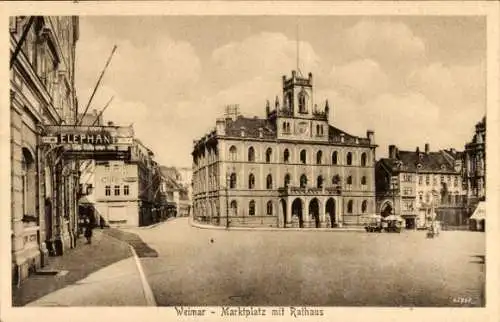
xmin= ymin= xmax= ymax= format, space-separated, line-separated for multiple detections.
xmin=297 ymin=122 xmax=309 ymax=135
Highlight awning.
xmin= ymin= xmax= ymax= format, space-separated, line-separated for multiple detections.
xmin=78 ymin=195 xmax=96 ymax=205
xmin=470 ymin=202 xmax=486 ymax=221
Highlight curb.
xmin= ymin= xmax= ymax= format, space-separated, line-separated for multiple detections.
xmin=189 ymin=217 xmax=366 ymax=232
xmin=102 ymin=231 xmax=157 ymax=306
xmin=129 ymin=246 xmax=157 ymax=307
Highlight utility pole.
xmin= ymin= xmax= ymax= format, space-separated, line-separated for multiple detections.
xmin=10 ymin=17 xmax=36 ymax=69
xmin=77 ymin=45 xmax=117 ymax=126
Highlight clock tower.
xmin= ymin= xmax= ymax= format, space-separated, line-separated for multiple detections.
xmin=275 ymin=70 xmax=329 ymax=142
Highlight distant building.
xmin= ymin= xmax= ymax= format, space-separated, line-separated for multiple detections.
xmin=463 ymin=117 xmax=486 ymax=205
xmin=375 ymin=144 xmax=467 ymax=229
xmin=192 ymin=70 xmax=377 ymax=228
xmin=159 ymin=166 xmax=191 ymax=217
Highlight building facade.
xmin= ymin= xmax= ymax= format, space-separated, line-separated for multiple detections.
xmin=376 ymin=144 xmax=467 ymax=229
xmin=159 ymin=166 xmax=192 ymax=217
xmin=81 ymin=138 xmax=162 ymax=227
xmin=159 ymin=168 xmax=191 ymax=218
xmin=10 ymin=16 xmax=80 ymax=284
xmin=192 ymin=71 xmax=377 ymax=228
xmin=463 ymin=117 xmax=486 ymax=206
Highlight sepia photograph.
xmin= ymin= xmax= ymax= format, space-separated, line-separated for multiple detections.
xmin=1 ymin=2 xmax=499 ymax=321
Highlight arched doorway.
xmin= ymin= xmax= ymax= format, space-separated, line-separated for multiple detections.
xmin=326 ymin=198 xmax=336 ymax=228
xmin=309 ymin=198 xmax=320 ymax=228
xmin=279 ymin=199 xmax=286 ymax=228
xmin=380 ymin=201 xmax=393 ymax=218
xmin=292 ymin=198 xmax=304 ymax=228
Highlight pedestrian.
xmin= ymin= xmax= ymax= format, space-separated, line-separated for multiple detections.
xmin=84 ymin=217 xmax=94 ymax=244
xmin=99 ymin=216 xmax=105 ymax=229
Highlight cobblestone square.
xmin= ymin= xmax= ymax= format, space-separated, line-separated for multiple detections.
xmin=134 ymin=219 xmax=485 ymax=307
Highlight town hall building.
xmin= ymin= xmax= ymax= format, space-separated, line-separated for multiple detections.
xmin=192 ymin=71 xmax=377 ymax=228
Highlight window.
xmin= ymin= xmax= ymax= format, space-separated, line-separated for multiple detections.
xmin=267 ymin=201 xmax=273 ymax=215
xmin=425 ymin=193 xmax=430 ymax=203
xmin=266 ymin=174 xmax=273 ymax=189
xmin=229 ymin=173 xmax=237 ymax=189
xmin=300 ymin=174 xmax=308 ymax=188
xmin=332 ymin=151 xmax=338 ymax=165
xmin=105 ymin=185 xmax=111 ymax=196
xmin=418 ymin=175 xmax=423 ymax=185
xmin=361 ymin=176 xmax=367 ymax=185
xmin=284 ymin=149 xmax=290 ymax=163
xmin=317 ymin=176 xmax=324 ymax=188
xmin=21 ymin=148 xmax=36 ymax=217
xmin=266 ymin=148 xmax=272 ymax=163
xmin=248 ymin=147 xmax=255 ymax=162
xmin=229 ymin=146 xmax=237 ymax=161
xmin=249 ymin=200 xmax=255 ymax=216
xmin=425 ymin=175 xmax=430 ymax=185
xmin=316 ymin=151 xmax=323 ymax=165
xmin=86 ymin=184 xmax=93 ymax=195
xmin=440 ymin=175 xmax=445 ymax=183
xmin=361 ymin=153 xmax=367 ymax=166
xmin=230 ymin=200 xmax=237 ymax=216
xmin=284 ymin=174 xmax=291 ymax=188
xmin=332 ymin=174 xmax=341 ymax=185
xmin=114 ymin=185 xmax=120 ymax=196
xmin=433 ymin=175 xmax=437 ymax=185
xmin=300 ymin=149 xmax=307 ymax=164
xmin=124 ymin=185 xmax=129 ymax=196
xmin=347 ymin=200 xmax=353 ymax=213
xmin=248 ymin=174 xmax=255 ymax=189
xmin=346 ymin=152 xmax=352 ymax=165
xmin=347 ymin=176 xmax=353 ymax=185
xmin=361 ymin=200 xmax=368 ymax=213
xmin=316 ymin=124 xmax=324 ymax=136
xmin=419 ymin=193 xmax=423 ymax=202
xmin=298 ymin=92 xmax=307 ymax=113
xmin=454 ymin=176 xmax=458 ymax=187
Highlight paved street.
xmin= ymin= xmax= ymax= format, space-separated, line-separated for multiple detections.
xmin=129 ymin=218 xmax=485 ymax=307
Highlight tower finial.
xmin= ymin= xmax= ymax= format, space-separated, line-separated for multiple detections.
xmin=296 ymin=18 xmax=302 ymax=77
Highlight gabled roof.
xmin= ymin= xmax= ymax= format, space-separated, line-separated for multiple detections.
xmin=379 ymin=150 xmax=459 ymax=174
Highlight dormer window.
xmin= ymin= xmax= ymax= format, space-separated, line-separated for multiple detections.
xmin=417 ymin=163 xmax=423 ymax=170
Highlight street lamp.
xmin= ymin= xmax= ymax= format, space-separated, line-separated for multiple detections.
xmin=226 ymin=173 xmax=230 ymax=229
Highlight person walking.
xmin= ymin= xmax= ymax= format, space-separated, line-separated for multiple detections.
xmin=84 ymin=217 xmax=94 ymax=244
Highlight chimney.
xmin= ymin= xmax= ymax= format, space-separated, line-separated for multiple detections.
xmin=292 ymin=70 xmax=296 ymax=79
xmin=266 ymin=100 xmax=270 ymax=116
xmin=389 ymin=145 xmax=396 ymax=159
xmin=425 ymin=143 xmax=430 ymax=154
xmin=308 ymin=72 xmax=313 ymax=84
xmin=416 ymin=146 xmax=420 ymax=154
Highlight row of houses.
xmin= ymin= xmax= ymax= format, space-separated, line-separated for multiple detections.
xmin=191 ymin=70 xmax=486 ymax=230
xmin=78 ymin=110 xmax=191 ymax=228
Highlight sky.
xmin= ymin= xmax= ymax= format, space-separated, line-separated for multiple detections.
xmin=75 ymin=16 xmax=486 ymax=167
